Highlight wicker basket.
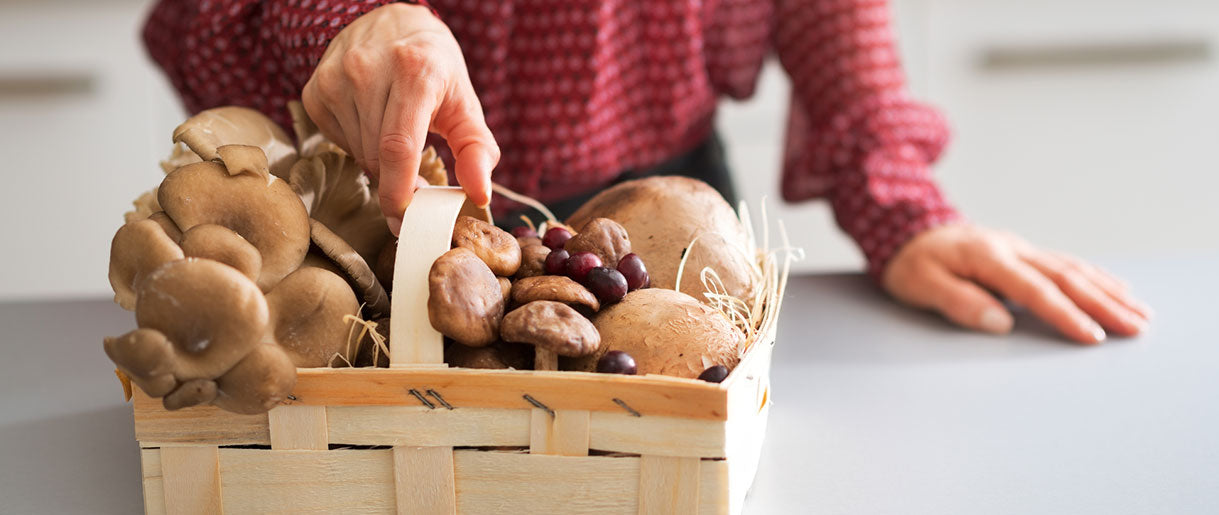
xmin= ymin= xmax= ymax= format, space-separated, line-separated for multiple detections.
xmin=129 ymin=187 xmax=778 ymax=514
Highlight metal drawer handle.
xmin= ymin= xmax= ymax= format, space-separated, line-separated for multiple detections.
xmin=0 ymin=70 xmax=95 ymax=98
xmin=978 ymin=38 xmax=1211 ymax=70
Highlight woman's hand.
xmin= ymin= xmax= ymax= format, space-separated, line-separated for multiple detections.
xmin=302 ymin=3 xmax=499 ymax=235
xmin=883 ymin=224 xmax=1152 ymax=344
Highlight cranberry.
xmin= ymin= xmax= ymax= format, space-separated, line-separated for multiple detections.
xmin=698 ymin=365 xmax=729 ymax=383
xmin=616 ymin=253 xmax=649 ymax=291
xmin=565 ymin=251 xmax=602 ymax=283
xmin=596 ymin=350 xmax=637 ymax=375
xmin=511 ymin=226 xmax=538 ymax=239
xmin=544 ymin=249 xmax=570 ymax=276
xmin=542 ymin=227 xmax=572 ymax=250
xmin=585 ymin=267 xmax=628 ymax=304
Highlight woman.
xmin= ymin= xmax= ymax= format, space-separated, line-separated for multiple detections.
xmin=143 ymin=0 xmax=1150 ymax=343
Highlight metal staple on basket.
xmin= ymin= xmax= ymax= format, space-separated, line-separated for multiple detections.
xmin=408 ymin=389 xmax=436 ymax=409
xmin=522 ymin=394 xmax=554 ymax=417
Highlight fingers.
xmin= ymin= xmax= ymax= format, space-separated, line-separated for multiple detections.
xmin=970 ymin=255 xmax=1107 ymax=344
xmin=1023 ymin=253 xmax=1148 ymax=337
xmin=433 ymin=86 xmax=498 ymax=207
xmin=378 ymin=81 xmax=436 ymax=235
xmin=920 ymin=267 xmax=1014 ymax=334
xmin=1052 ymin=253 xmax=1152 ymax=319
xmin=345 ymin=49 xmax=391 ymax=178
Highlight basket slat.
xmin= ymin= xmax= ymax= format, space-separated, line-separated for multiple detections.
xmin=268 ymin=406 xmax=328 ymax=450
xmin=530 ymin=409 xmax=591 ymax=456
xmin=327 ymin=405 xmax=530 ymax=448
xmin=161 ymin=446 xmax=222 ymax=515
xmin=134 ymin=392 xmax=269 ymax=446
xmin=454 ymin=451 xmax=640 ymax=514
xmin=393 ymin=446 xmax=457 ymax=514
xmin=220 ymin=449 xmax=396 ymax=513
xmin=588 ymin=412 xmax=726 ymax=458
xmin=639 ymin=455 xmax=701 ymax=514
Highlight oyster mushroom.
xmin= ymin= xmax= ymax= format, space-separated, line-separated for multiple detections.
xmin=173 ymin=106 xmax=298 ymax=179
xmin=108 ymin=218 xmax=185 ymax=311
xmin=427 ymin=248 xmax=504 ymax=347
xmin=158 ymin=160 xmax=310 ymax=292
xmin=178 ymin=224 xmax=261 ymax=282
xmin=266 ymin=265 xmax=362 ymax=367
xmin=451 ymin=215 xmax=521 ymax=277
xmin=501 ymin=301 xmax=600 ymax=371
xmin=309 ymin=219 xmax=391 ymax=319
xmin=212 ymin=344 xmax=297 ymax=415
xmin=288 ymin=151 xmax=391 ymax=265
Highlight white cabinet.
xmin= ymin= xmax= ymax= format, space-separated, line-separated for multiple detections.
xmin=0 ymin=1 xmax=184 ymax=300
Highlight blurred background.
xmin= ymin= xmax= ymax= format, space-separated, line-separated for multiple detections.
xmin=1 ymin=0 xmax=1216 ymax=300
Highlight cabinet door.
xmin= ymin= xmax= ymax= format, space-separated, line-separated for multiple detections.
xmin=0 ymin=1 xmax=183 ymax=299
xmin=923 ymin=0 xmax=1219 ymax=260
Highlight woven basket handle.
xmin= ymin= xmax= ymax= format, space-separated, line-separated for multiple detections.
xmin=388 ymin=186 xmax=469 ymax=366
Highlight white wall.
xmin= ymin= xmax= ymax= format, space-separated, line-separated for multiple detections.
xmin=1 ymin=0 xmax=1216 ymax=300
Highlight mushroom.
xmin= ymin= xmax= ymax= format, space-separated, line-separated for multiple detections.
xmin=309 ymin=219 xmax=391 ymax=319
xmin=427 ymin=248 xmax=504 ymax=347
xmin=178 ymin=224 xmax=261 ymax=282
xmin=211 ymin=343 xmax=297 ymax=414
xmin=172 ymin=106 xmax=299 ymax=179
xmin=265 ymin=265 xmax=362 ymax=367
xmin=374 ymin=238 xmax=397 ymax=292
xmin=146 ymin=212 xmax=182 ymax=242
xmin=162 ymin=378 xmax=218 ymax=410
xmin=102 ymin=328 xmax=177 ymax=397
xmin=509 ymin=276 xmax=599 ymax=313
xmin=445 ymin=341 xmax=533 ymax=370
xmin=563 ymin=217 xmax=631 ymax=268
xmin=500 ymin=301 xmax=600 ymax=371
xmin=288 ymin=151 xmax=391 ymax=265
xmin=451 ymin=216 xmax=522 ymax=277
xmin=566 ymin=288 xmax=744 ymax=378
xmin=158 ymin=160 xmax=311 ymax=292
xmin=108 ymin=218 xmax=185 ymax=311
xmin=514 ymin=244 xmax=550 ymax=279
xmin=498 ymin=277 xmax=513 ymax=304
xmin=418 ymin=146 xmax=449 ymax=186
xmin=123 ymin=188 xmax=162 ymax=223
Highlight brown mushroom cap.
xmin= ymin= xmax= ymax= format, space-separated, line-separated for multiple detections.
xmin=566 ymin=176 xmax=756 ymax=303
xmin=501 ymin=301 xmax=601 ymax=357
xmin=172 ymin=106 xmax=298 ymax=179
xmin=158 ymin=161 xmax=310 ymax=291
xmin=309 ymin=219 xmax=391 ymax=319
xmin=289 ymin=152 xmax=392 ymax=266
xmin=109 ymin=218 xmax=185 ymax=311
xmin=179 ymin=224 xmax=262 ymax=282
xmin=563 ymin=217 xmax=631 ymax=268
xmin=147 ymin=212 xmax=182 ymax=242
xmin=510 ymin=276 xmax=599 ymax=312
xmin=162 ymin=378 xmax=218 ymax=410
xmin=445 ymin=341 xmax=534 ymax=370
xmin=517 ymin=236 xmax=543 ymax=248
xmin=134 ymin=259 xmax=270 ymax=380
xmin=428 ymin=248 xmax=505 ymax=347
xmin=418 ymin=146 xmax=449 ymax=186
xmin=124 ymin=188 xmax=163 ymax=223
xmin=451 ymin=216 xmax=522 ymax=277
xmin=375 ymin=238 xmax=397 ymax=291
xmin=212 ymin=344 xmax=297 ymax=415
xmin=498 ymin=277 xmax=513 ymax=304
xmin=265 ymin=265 xmax=362 ymax=367
xmin=567 ymin=288 xmax=743 ymax=378
xmin=514 ymin=244 xmax=550 ymax=280
xmin=103 ymin=328 xmax=178 ymax=397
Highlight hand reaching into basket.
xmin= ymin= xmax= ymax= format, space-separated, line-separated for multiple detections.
xmin=883 ymin=223 xmax=1152 ymax=344
xmin=302 ymin=3 xmax=500 ymax=236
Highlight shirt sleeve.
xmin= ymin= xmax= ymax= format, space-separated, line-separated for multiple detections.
xmin=772 ymin=0 xmax=961 ymax=278
xmin=142 ymin=0 xmax=427 ymax=129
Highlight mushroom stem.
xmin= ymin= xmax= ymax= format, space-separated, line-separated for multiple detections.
xmin=534 ymin=348 xmax=558 ymax=371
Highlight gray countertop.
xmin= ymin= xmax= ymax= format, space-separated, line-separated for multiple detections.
xmin=2 ymin=256 xmax=1216 ymax=514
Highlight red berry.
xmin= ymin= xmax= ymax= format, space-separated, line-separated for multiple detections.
xmin=542 ymin=227 xmax=572 ymax=250
xmin=596 ymin=350 xmax=637 ymax=375
xmin=616 ymin=253 xmax=649 ymax=291
xmin=586 ymin=267 xmax=628 ymax=304
xmin=698 ymin=365 xmax=729 ymax=383
xmin=565 ymin=252 xmax=602 ymax=283
xmin=511 ymin=226 xmax=538 ymax=239
xmin=544 ymin=249 xmax=570 ymax=276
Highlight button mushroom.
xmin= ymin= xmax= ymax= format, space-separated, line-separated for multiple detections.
xmin=427 ymin=248 xmax=505 ymax=347
xmin=451 ymin=216 xmax=522 ymax=277
xmin=509 ymin=276 xmax=600 ymax=313
xmin=563 ymin=217 xmax=632 ymax=268
xmin=158 ymin=160 xmax=311 ymax=292
xmin=500 ymin=300 xmax=601 ymax=371
xmin=309 ymin=219 xmax=391 ymax=319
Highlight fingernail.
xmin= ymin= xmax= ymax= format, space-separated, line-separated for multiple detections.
xmin=387 ymin=217 xmax=402 ymax=236
xmin=1130 ymin=315 xmax=1149 ymax=333
xmin=1085 ymin=321 xmax=1107 ymax=343
xmin=979 ymin=307 xmax=1013 ymax=334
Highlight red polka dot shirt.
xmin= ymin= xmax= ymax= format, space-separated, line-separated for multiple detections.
xmin=142 ymin=0 xmax=961 ymax=277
